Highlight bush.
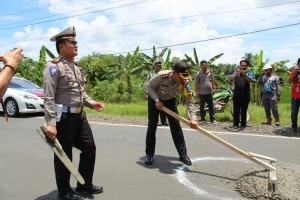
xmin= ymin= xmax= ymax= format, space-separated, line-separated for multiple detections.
xmin=87 ymin=78 xmax=145 ymax=103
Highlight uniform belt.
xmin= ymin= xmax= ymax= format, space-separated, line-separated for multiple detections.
xmin=62 ymin=106 xmax=82 ymax=114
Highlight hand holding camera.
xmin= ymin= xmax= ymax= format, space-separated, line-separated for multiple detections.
xmin=1 ymin=48 xmax=23 ymax=73
xmin=239 ymin=68 xmax=247 ymax=76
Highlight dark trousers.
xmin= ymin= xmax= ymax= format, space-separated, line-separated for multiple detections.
xmin=199 ymin=94 xmax=215 ymax=122
xmin=55 ymin=111 xmax=96 ymax=193
xmin=159 ymin=110 xmax=167 ymax=124
xmin=145 ymin=98 xmax=187 ymax=156
xmin=291 ymin=98 xmax=300 ymax=129
xmin=233 ymin=95 xmax=250 ymax=126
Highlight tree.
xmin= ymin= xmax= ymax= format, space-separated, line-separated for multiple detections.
xmin=246 ymin=50 xmax=290 ymax=104
xmin=105 ymin=46 xmax=145 ymax=100
xmin=185 ymin=48 xmax=225 ymax=88
xmin=17 ymin=45 xmax=55 ymax=86
xmin=140 ymin=46 xmax=171 ymax=71
xmin=77 ymin=53 xmax=118 ymax=86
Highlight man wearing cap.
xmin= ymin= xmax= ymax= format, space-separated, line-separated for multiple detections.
xmin=288 ymin=58 xmax=300 ymax=132
xmin=258 ymin=64 xmax=281 ymax=126
xmin=43 ymin=26 xmax=104 ymax=200
xmin=144 ymin=60 xmax=198 ymax=166
xmin=145 ymin=58 xmax=168 ymax=126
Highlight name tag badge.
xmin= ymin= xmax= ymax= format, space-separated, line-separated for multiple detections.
xmin=75 ymin=107 xmax=82 ymax=114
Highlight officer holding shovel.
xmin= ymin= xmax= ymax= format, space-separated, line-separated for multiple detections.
xmin=145 ymin=60 xmax=197 ymax=166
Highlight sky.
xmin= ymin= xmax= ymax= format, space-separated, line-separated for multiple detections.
xmin=0 ymin=0 xmax=299 ymax=68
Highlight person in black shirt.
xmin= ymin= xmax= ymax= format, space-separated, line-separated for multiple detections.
xmin=229 ymin=60 xmax=254 ymax=129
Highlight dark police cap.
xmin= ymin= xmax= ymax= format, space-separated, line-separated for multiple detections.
xmin=173 ymin=61 xmax=190 ymax=80
xmin=50 ymin=26 xmax=77 ymax=42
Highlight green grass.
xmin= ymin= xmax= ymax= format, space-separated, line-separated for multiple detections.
xmin=85 ymin=101 xmax=293 ymax=126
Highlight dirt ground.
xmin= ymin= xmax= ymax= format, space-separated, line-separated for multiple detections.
xmin=87 ymin=114 xmax=300 ymax=138
xmin=87 ymin=114 xmax=300 ymax=200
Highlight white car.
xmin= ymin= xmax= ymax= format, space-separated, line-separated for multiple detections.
xmin=0 ymin=77 xmax=44 ymax=117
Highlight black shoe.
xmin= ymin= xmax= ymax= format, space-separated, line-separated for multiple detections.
xmin=198 ymin=120 xmax=207 ymax=125
xmin=241 ymin=125 xmax=251 ymax=128
xmin=145 ymin=155 xmax=153 ymax=165
xmin=228 ymin=125 xmax=239 ymax=129
xmin=75 ymin=185 xmax=103 ymax=194
xmin=58 ymin=191 xmax=83 ymax=200
xmin=179 ymin=155 xmax=192 ymax=166
xmin=162 ymin=122 xmax=169 ymax=126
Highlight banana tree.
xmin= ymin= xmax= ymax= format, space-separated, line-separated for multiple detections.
xmin=140 ymin=46 xmax=171 ymax=71
xmin=105 ymin=46 xmax=144 ymax=100
xmin=184 ymin=47 xmax=200 ymax=75
xmin=185 ymin=48 xmax=225 ymax=88
xmin=17 ymin=45 xmax=55 ymax=86
xmin=248 ymin=50 xmax=289 ymax=104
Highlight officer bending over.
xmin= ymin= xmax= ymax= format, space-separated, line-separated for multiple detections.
xmin=145 ymin=60 xmax=198 ymax=166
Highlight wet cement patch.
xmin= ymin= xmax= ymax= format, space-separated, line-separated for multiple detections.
xmin=236 ymin=166 xmax=300 ymax=200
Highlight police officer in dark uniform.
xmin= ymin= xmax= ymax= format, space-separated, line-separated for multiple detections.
xmin=145 ymin=60 xmax=198 ymax=166
xmin=44 ymin=26 xmax=104 ymax=200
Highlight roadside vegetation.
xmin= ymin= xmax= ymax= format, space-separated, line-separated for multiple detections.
xmin=16 ymin=45 xmax=296 ymax=126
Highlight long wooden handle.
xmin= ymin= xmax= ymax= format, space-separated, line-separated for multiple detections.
xmin=162 ymin=106 xmax=276 ymax=171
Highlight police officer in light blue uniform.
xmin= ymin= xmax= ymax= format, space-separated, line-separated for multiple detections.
xmin=43 ymin=26 xmax=104 ymax=200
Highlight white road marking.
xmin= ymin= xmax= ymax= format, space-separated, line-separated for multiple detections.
xmin=89 ymin=121 xmax=300 ymax=140
xmin=174 ymin=157 xmax=250 ymax=200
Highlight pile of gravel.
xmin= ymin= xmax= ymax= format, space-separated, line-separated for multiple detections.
xmin=236 ymin=167 xmax=300 ymax=200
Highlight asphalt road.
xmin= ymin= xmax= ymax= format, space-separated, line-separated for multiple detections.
xmin=0 ymin=116 xmax=299 ymax=200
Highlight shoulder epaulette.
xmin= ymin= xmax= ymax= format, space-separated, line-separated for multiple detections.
xmin=51 ymin=58 xmax=61 ymax=64
xmin=160 ymin=72 xmax=171 ymax=79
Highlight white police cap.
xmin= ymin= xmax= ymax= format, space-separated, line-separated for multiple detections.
xmin=50 ymin=26 xmax=77 ymax=42
xmin=262 ymin=64 xmax=272 ymax=71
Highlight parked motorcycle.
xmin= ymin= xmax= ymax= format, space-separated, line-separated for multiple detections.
xmin=186 ymin=88 xmax=250 ymax=122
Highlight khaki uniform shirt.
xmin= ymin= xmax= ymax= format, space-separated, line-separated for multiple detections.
xmin=43 ymin=55 xmax=96 ymax=126
xmin=146 ymin=70 xmax=197 ymax=120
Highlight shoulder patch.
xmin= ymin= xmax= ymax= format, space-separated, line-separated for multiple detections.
xmin=49 ymin=66 xmax=57 ymax=76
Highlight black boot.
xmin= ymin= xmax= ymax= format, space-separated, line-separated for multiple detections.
xmin=145 ymin=155 xmax=153 ymax=165
xmin=179 ymin=155 xmax=192 ymax=166
xmin=58 ymin=191 xmax=83 ymax=200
